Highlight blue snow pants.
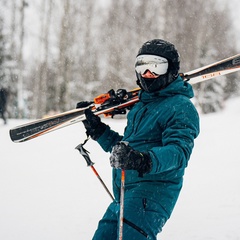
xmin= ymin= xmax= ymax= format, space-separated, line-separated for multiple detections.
xmin=92 ymin=198 xmax=168 ymax=240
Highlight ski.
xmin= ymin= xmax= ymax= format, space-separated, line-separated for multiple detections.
xmin=182 ymin=53 xmax=240 ymax=84
xmin=10 ymin=53 xmax=240 ymax=143
xmin=9 ymin=107 xmax=88 ymax=143
xmin=9 ymin=89 xmax=139 ymax=143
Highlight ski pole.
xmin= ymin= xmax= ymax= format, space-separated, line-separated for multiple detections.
xmin=118 ymin=169 xmax=125 ymax=240
xmin=75 ymin=139 xmax=114 ymax=201
xmin=75 ymin=139 xmax=148 ymax=238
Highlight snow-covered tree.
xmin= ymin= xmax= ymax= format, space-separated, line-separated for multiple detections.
xmin=192 ymin=1 xmax=236 ymax=113
xmin=0 ymin=7 xmax=18 ymax=118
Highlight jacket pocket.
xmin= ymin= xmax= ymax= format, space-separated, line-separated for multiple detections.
xmin=134 ymin=107 xmax=148 ymax=134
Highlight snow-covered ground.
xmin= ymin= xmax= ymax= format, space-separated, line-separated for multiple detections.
xmin=1 ymin=97 xmax=240 ymax=240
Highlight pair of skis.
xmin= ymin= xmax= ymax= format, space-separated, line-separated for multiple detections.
xmin=9 ymin=53 xmax=240 ymax=143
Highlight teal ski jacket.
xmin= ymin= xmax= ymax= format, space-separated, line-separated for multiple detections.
xmin=97 ymin=76 xmax=200 ymax=218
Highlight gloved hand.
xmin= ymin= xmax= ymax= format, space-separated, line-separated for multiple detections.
xmin=110 ymin=141 xmax=152 ymax=177
xmin=76 ymin=101 xmax=107 ymax=140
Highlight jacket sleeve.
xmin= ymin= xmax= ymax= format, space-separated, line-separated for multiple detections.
xmin=149 ymin=101 xmax=200 ymax=174
xmin=96 ymin=125 xmax=123 ymax=152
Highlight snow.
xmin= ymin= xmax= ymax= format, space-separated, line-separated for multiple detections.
xmin=1 ymin=97 xmax=240 ymax=240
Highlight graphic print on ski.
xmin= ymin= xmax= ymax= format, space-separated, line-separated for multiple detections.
xmin=9 ymin=53 xmax=240 ymax=143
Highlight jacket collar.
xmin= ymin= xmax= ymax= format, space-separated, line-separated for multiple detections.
xmin=139 ymin=75 xmax=194 ymax=103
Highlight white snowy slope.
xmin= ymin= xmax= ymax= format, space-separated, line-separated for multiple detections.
xmin=0 ymin=97 xmax=240 ymax=240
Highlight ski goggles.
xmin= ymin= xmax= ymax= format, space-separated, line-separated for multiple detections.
xmin=135 ymin=55 xmax=168 ymax=76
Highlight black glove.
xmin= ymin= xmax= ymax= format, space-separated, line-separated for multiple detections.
xmin=110 ymin=142 xmax=152 ymax=177
xmin=76 ymin=101 xmax=107 ymax=140
xmin=84 ymin=109 xmax=107 ymax=140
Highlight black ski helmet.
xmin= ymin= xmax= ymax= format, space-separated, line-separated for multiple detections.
xmin=136 ymin=39 xmax=180 ymax=92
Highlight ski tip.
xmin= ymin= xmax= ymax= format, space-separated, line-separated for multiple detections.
xmin=9 ymin=129 xmax=27 ymax=143
xmin=9 ymin=129 xmax=14 ymax=141
xmin=9 ymin=129 xmax=20 ymax=143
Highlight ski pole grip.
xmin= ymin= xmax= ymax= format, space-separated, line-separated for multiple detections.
xmin=75 ymin=143 xmax=94 ymax=166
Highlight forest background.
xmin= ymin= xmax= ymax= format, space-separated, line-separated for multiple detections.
xmin=1 ymin=0 xmax=240 ymax=119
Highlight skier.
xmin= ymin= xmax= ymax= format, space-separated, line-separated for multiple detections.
xmin=0 ymin=88 xmax=8 ymax=124
xmin=77 ymin=39 xmax=200 ymax=239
